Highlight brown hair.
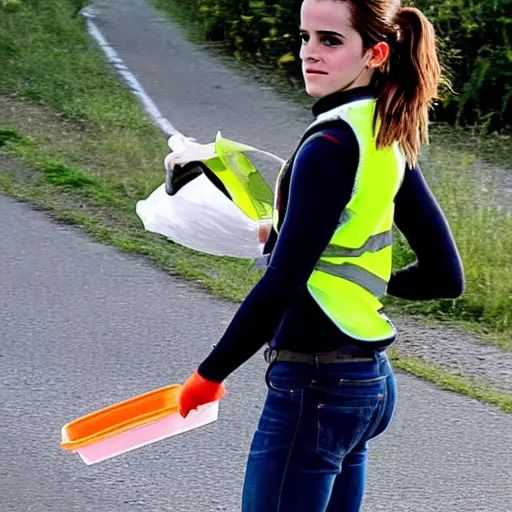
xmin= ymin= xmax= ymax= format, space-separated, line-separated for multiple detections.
xmin=342 ymin=0 xmax=442 ymax=165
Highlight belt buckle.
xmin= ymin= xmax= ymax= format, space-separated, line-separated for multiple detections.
xmin=264 ymin=346 xmax=278 ymax=364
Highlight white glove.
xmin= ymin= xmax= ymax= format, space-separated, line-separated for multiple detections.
xmin=164 ymin=134 xmax=217 ymax=172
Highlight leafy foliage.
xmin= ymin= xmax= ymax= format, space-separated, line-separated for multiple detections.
xmin=408 ymin=0 xmax=511 ymax=130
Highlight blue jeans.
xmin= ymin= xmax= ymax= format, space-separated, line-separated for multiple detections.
xmin=241 ymin=351 xmax=396 ymax=512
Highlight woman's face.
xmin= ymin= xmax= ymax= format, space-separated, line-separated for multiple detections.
xmin=300 ymin=0 xmax=373 ymax=97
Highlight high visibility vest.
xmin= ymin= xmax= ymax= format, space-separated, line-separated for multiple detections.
xmin=273 ymin=98 xmax=406 ymax=342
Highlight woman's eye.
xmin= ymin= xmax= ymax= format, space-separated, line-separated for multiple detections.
xmin=322 ymin=36 xmax=341 ymax=46
xmin=299 ymin=34 xmax=341 ymax=46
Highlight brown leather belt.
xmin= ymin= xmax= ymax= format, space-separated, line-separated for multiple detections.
xmin=264 ymin=346 xmax=376 ymax=364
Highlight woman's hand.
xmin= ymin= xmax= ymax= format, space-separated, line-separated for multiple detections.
xmin=164 ymin=135 xmax=215 ymax=171
xmin=179 ymin=370 xmax=226 ymax=418
xmin=257 ymin=221 xmax=273 ymax=243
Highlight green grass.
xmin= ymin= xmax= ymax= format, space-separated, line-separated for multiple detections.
xmin=0 ymin=127 xmax=24 ymax=147
xmin=429 ymin=124 xmax=512 ymax=171
xmin=0 ymin=143 xmax=262 ymax=301
xmin=43 ymin=161 xmax=99 ymax=187
xmin=1 ymin=0 xmax=511 ymax=408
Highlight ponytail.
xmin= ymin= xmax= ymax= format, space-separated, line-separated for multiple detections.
xmin=372 ymin=7 xmax=441 ymax=166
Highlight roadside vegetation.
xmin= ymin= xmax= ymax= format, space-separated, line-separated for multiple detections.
xmin=0 ymin=0 xmax=511 ymax=409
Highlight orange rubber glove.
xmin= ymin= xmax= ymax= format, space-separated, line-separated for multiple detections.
xmin=179 ymin=370 xmax=226 ymax=418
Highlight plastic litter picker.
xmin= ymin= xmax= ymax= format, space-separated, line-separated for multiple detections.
xmin=60 ymin=385 xmax=220 ymax=465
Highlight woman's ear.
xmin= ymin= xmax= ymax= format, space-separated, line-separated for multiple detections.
xmin=367 ymin=41 xmax=391 ymax=69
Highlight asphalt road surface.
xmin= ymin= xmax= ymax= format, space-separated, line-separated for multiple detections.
xmin=1 ymin=0 xmax=511 ymax=510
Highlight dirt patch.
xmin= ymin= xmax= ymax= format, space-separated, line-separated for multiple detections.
xmin=0 ymin=155 xmax=39 ymax=183
xmin=0 ymin=95 xmax=87 ymax=154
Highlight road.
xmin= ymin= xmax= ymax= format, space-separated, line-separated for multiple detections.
xmin=1 ymin=0 xmax=511 ymax=510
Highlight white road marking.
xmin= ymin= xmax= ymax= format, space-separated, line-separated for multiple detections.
xmin=81 ymin=6 xmax=184 ymax=137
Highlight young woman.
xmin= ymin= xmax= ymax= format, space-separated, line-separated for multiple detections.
xmin=179 ymin=0 xmax=464 ymax=510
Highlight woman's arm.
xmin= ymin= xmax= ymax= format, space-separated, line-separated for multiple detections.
xmin=197 ymin=124 xmax=359 ymax=382
xmin=387 ymin=165 xmax=465 ymax=300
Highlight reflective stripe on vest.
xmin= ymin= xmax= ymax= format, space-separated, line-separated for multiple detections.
xmin=323 ymin=230 xmax=392 ymax=258
xmin=315 ymin=261 xmax=388 ymax=298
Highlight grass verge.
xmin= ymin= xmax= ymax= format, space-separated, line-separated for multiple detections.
xmin=0 ymin=1 xmax=511 ymax=409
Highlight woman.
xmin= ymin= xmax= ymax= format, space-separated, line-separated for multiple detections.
xmin=179 ymin=0 xmax=464 ymax=510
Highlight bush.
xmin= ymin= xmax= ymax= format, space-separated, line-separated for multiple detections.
xmin=190 ymin=0 xmax=301 ymax=70
xmin=409 ymin=0 xmax=511 ymax=131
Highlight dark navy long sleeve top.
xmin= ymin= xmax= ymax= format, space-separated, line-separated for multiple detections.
xmin=198 ymin=87 xmax=464 ymax=382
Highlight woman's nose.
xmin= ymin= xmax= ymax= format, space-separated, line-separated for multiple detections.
xmin=300 ymin=44 xmax=320 ymax=62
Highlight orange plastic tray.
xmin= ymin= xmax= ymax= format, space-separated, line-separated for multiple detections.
xmin=60 ymin=384 xmax=182 ymax=451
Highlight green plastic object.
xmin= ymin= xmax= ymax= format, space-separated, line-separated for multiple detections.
xmin=206 ymin=132 xmax=274 ymax=222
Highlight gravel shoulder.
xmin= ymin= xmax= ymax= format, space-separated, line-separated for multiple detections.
xmin=393 ymin=315 xmax=512 ymax=393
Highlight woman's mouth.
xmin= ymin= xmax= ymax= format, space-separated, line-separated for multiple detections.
xmin=305 ymin=68 xmax=328 ymax=75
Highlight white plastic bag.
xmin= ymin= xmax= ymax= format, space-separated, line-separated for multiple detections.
xmin=136 ymin=134 xmax=282 ymax=259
